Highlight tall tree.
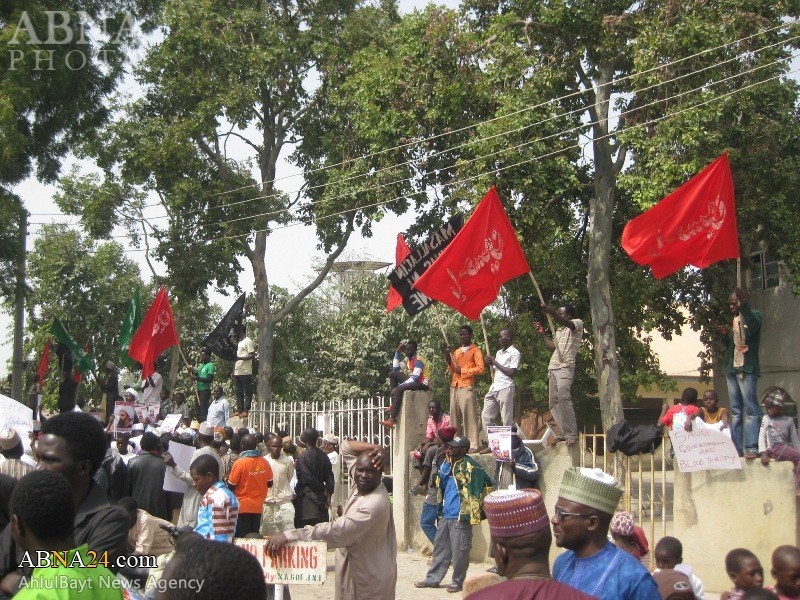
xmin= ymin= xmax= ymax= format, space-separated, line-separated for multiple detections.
xmin=57 ymin=0 xmax=418 ymax=405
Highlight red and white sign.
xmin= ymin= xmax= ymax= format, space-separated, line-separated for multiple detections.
xmin=234 ymin=539 xmax=327 ymax=585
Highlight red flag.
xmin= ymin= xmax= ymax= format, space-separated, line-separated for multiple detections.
xmin=386 ymin=234 xmax=412 ymax=312
xmin=128 ymin=287 xmax=179 ymax=379
xmin=622 ymin=153 xmax=739 ymax=279
xmin=36 ymin=338 xmax=51 ymax=383
xmin=413 ymin=187 xmax=530 ymax=319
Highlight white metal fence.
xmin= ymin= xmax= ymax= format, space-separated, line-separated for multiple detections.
xmin=248 ymin=397 xmax=395 ymax=509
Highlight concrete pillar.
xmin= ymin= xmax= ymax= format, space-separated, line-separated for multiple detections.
xmin=391 ymin=389 xmax=432 ymax=551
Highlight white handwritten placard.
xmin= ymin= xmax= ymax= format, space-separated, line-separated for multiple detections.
xmin=234 ymin=539 xmax=327 ymax=585
xmin=0 ymin=394 xmax=33 ymax=450
xmin=669 ymin=427 xmax=742 ymax=472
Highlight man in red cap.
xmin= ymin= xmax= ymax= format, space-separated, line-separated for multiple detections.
xmin=466 ymin=488 xmax=594 ymax=599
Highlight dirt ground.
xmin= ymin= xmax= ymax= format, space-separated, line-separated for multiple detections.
xmin=276 ymin=550 xmax=722 ymax=599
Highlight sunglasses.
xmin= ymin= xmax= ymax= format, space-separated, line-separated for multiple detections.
xmin=553 ymin=506 xmax=594 ymax=522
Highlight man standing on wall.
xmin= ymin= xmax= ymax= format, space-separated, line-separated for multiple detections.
xmin=719 ymin=287 xmax=763 ymax=458
xmin=534 ymin=304 xmax=583 ymax=446
xmin=233 ymin=325 xmax=256 ymax=416
xmin=382 ymin=341 xmax=431 ymax=429
xmin=444 ymin=326 xmax=485 ymax=454
xmin=481 ymin=328 xmax=521 ymax=429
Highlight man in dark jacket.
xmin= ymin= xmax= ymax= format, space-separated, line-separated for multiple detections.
xmin=126 ymin=432 xmax=169 ymax=521
xmin=293 ymin=428 xmax=335 ymax=528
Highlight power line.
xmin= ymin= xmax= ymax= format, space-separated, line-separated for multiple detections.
xmin=116 ymin=30 xmax=800 ymax=225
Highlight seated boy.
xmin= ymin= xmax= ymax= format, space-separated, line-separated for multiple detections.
xmin=659 ymin=387 xmax=701 ymax=432
xmin=654 ymin=535 xmax=706 ymax=599
xmin=759 ymin=393 xmax=800 ymax=494
xmin=9 ymin=470 xmax=123 ymax=599
xmin=770 ymin=545 xmax=800 ymax=600
xmin=725 ymin=548 xmax=765 ymax=600
xmin=695 ymin=390 xmax=730 ymax=432
xmin=191 ymin=454 xmax=239 ymax=542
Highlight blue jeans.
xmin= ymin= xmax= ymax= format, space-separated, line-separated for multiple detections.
xmin=420 ymin=502 xmax=438 ymax=544
xmin=726 ymin=372 xmax=761 ymax=454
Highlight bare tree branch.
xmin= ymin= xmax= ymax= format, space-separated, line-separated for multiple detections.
xmin=274 ymin=216 xmax=355 ymax=322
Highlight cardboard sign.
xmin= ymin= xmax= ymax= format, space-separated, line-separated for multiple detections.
xmin=0 ymin=394 xmax=33 ymax=451
xmin=163 ymin=440 xmax=196 ymax=493
xmin=234 ymin=539 xmax=326 ymax=585
xmin=161 ymin=414 xmax=183 ymax=434
xmin=113 ymin=401 xmax=135 ymax=435
xmin=487 ymin=425 xmax=512 ymax=462
xmin=670 ymin=427 xmax=742 ymax=472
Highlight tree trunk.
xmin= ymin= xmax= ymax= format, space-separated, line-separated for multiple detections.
xmin=587 ymin=62 xmax=624 ymax=431
xmin=251 ymin=230 xmax=275 ymax=406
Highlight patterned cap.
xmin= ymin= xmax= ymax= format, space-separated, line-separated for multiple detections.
xmin=198 ymin=422 xmax=214 ymax=436
xmin=559 ymin=467 xmax=623 ymax=515
xmin=0 ymin=429 xmax=20 ymax=451
xmin=484 ymin=489 xmax=549 ymax=537
xmin=610 ymin=511 xmax=635 ymax=536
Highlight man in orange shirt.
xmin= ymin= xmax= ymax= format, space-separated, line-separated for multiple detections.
xmin=444 ymin=325 xmax=486 ymax=453
xmin=228 ymin=434 xmax=273 ymax=537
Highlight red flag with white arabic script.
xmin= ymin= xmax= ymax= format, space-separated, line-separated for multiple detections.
xmin=413 ymin=187 xmax=529 ymax=319
xmin=386 ymin=234 xmax=412 ymax=312
xmin=622 ymin=153 xmax=739 ymax=279
xmin=128 ymin=287 xmax=179 ymax=379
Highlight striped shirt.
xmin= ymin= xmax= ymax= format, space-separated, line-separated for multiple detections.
xmin=392 ymin=352 xmax=430 ymax=387
xmin=195 ymin=482 xmax=239 ymax=542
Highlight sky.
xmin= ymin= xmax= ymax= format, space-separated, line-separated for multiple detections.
xmin=0 ymin=0 xmax=461 ymax=372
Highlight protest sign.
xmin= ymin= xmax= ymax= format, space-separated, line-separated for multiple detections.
xmin=163 ymin=440 xmax=196 ymax=493
xmin=113 ymin=401 xmax=135 ymax=435
xmin=0 ymin=394 xmax=33 ymax=451
xmin=234 ymin=539 xmax=326 ymax=585
xmin=161 ymin=414 xmax=182 ymax=434
xmin=669 ymin=427 xmax=742 ymax=472
xmin=487 ymin=425 xmax=512 ymax=462
xmin=387 ymin=214 xmax=463 ymax=316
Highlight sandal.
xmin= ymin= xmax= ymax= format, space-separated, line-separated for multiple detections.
xmin=744 ymin=452 xmax=758 ymax=460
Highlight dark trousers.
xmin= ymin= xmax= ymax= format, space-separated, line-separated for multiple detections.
xmin=233 ymin=375 xmax=254 ymax=413
xmin=235 ymin=512 xmax=262 ymax=537
xmin=388 ymin=371 xmax=428 ymax=420
xmin=196 ymin=389 xmax=211 ymax=421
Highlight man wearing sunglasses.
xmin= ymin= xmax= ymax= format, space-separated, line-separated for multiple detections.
xmin=552 ymin=467 xmax=660 ymax=600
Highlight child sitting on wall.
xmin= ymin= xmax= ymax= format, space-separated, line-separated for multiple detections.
xmin=695 ymin=390 xmax=730 ymax=432
xmin=758 ymin=392 xmax=800 ymax=495
xmin=659 ymin=388 xmax=701 ymax=432
xmin=653 ymin=535 xmax=706 ymax=600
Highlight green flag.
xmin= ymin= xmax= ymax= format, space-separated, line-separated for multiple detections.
xmin=120 ymin=286 xmax=142 ymax=369
xmin=50 ymin=318 xmax=94 ymax=373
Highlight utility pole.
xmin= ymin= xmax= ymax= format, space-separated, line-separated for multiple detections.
xmin=11 ymin=211 xmax=27 ymax=402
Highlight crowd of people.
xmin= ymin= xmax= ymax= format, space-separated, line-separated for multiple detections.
xmin=2 ymin=286 xmax=795 ymax=600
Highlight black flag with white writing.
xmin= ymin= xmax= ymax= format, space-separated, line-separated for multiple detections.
xmin=387 ymin=214 xmax=464 ymax=316
xmin=203 ymin=293 xmax=246 ymax=361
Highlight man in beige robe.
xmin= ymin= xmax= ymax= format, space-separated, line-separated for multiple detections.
xmin=265 ymin=440 xmax=396 ymax=600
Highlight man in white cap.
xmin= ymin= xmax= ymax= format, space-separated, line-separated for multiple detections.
xmin=164 ymin=422 xmax=223 ymax=528
xmin=552 ymin=467 xmax=659 ymax=600
xmin=467 ymin=488 xmax=594 ymax=599
xmin=0 ymin=430 xmax=36 ymax=479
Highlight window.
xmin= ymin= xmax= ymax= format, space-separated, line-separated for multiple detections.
xmin=748 ymin=250 xmax=780 ymax=291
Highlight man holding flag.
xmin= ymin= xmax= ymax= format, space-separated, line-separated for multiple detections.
xmin=444 ymin=326 xmax=485 ymax=453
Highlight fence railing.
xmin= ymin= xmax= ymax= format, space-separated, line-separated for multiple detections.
xmin=248 ymin=397 xmax=394 ymax=509
xmin=580 ymin=431 xmax=672 ymax=568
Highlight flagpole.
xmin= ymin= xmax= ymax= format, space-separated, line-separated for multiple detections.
xmin=479 ymin=312 xmax=494 ymax=378
xmin=736 ymin=258 xmax=742 ymax=288
xmin=432 ymin=305 xmax=451 ymax=347
xmin=527 ymin=271 xmax=564 ymax=363
xmin=177 ymin=345 xmax=203 ymax=408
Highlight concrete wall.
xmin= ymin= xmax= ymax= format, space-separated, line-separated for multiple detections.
xmin=673 ymin=460 xmax=797 ymax=593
